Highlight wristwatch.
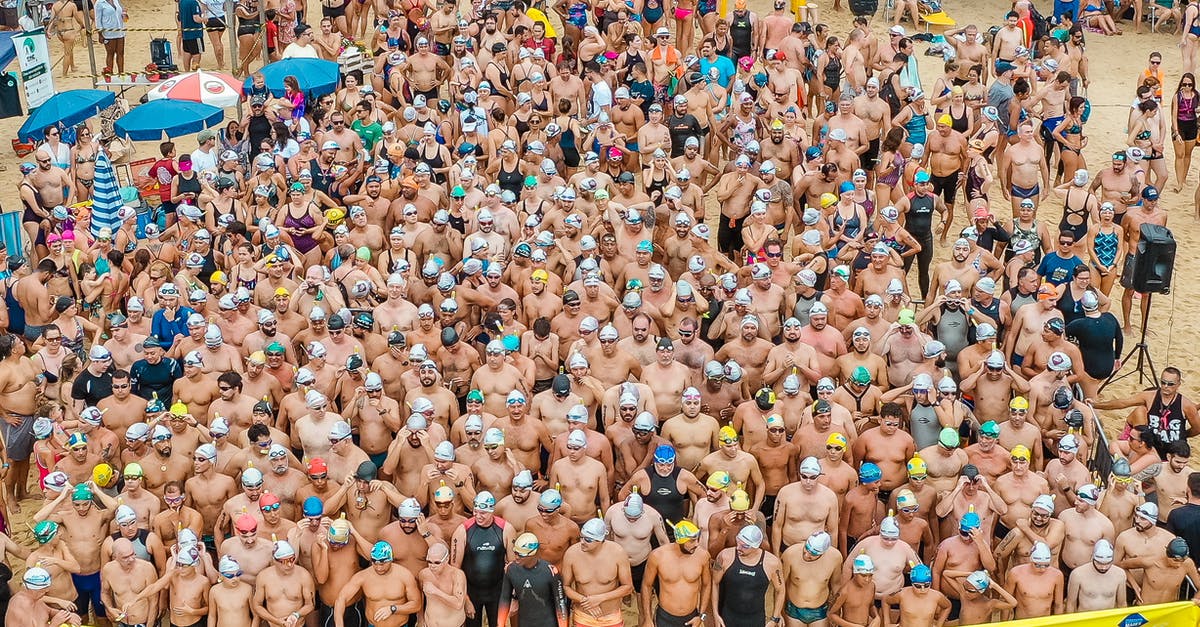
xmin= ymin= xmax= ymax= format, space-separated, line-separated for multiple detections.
xmin=771 ymin=618 xmax=782 ymax=624
xmin=391 ymin=605 xmax=398 ymax=614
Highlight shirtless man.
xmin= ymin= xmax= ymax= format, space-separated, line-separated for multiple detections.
xmin=562 ymin=519 xmax=633 ymax=627
xmin=6 ymin=567 xmax=82 ymax=627
xmin=880 ymin=565 xmax=950 ymax=627
xmin=1066 ymin=540 xmax=1126 ymax=612
xmin=641 ymin=520 xmax=711 ymax=627
xmin=334 ymin=541 xmax=420 ymax=627
xmin=209 ymin=555 xmax=255 ymax=627
xmin=780 ymin=530 xmax=841 ymax=627
xmin=101 ymin=538 xmax=160 ymax=627
xmin=1005 ymin=542 xmax=1064 ymax=618
xmin=1003 ymin=122 xmax=1050 ymax=215
xmin=773 ymin=457 xmax=840 ymax=554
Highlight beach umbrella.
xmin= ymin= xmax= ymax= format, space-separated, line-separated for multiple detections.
xmin=146 ymin=70 xmax=244 ymax=108
xmin=113 ymin=100 xmax=224 ymax=141
xmin=249 ymin=58 xmax=340 ymax=98
xmin=18 ymin=89 xmax=115 ymax=142
xmin=89 ymin=150 xmax=124 ymax=239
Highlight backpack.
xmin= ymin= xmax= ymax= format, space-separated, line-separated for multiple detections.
xmin=878 ymin=70 xmax=903 ymax=117
xmin=1028 ymin=4 xmax=1050 ymax=50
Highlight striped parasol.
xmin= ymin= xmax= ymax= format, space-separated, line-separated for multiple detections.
xmin=90 ymin=150 xmax=124 ymax=238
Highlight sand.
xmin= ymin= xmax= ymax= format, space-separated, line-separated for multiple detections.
xmin=0 ymin=0 xmax=1197 ymax=590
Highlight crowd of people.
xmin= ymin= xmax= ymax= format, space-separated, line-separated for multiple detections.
xmin=8 ymin=0 xmax=1200 ymax=626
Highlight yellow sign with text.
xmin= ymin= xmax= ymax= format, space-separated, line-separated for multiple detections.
xmin=988 ymin=602 xmax=1200 ymax=627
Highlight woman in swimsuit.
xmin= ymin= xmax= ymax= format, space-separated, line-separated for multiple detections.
xmin=71 ymin=125 xmax=100 ymax=202
xmin=1052 ymin=96 xmax=1088 ymax=182
xmin=1184 ymin=0 xmax=1200 ymax=75
xmin=49 ymin=297 xmax=99 ymax=360
xmin=893 ymin=92 xmax=933 ymax=155
xmin=1053 ymin=169 xmax=1098 ymax=252
xmin=874 ymin=128 xmax=907 ymax=205
xmin=831 ymin=182 xmax=868 ymax=254
xmin=944 ymin=87 xmax=973 ymax=135
xmin=929 ymin=61 xmax=960 ymax=112
xmin=1127 ymin=98 xmax=1169 ymax=190
xmin=962 ymin=64 xmax=987 ymax=114
xmin=964 ymin=139 xmax=993 ymax=206
xmin=1086 ymin=202 xmax=1125 ymax=296
xmin=672 ymin=0 xmax=698 ymax=54
xmin=49 ymin=0 xmax=84 ymax=77
xmin=552 ymin=99 xmax=584 ymax=170
xmin=1171 ymin=73 xmax=1199 ymax=192
xmin=972 ymin=106 xmax=1001 ymax=164
xmin=849 ymin=168 xmax=876 ymax=222
xmin=281 ymin=183 xmax=327 ymax=266
xmin=336 ymin=71 xmax=362 ymax=112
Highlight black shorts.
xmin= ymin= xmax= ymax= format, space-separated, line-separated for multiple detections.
xmin=322 ymin=2 xmax=346 ymax=18
xmin=930 ymin=171 xmax=959 ymax=205
xmin=237 ymin=22 xmax=259 ymax=36
xmin=205 ymin=16 xmax=227 ymax=32
xmin=860 ymin=137 xmax=880 ymax=171
xmin=1181 ymin=119 xmax=1199 ymax=142
xmin=182 ymin=37 xmax=204 ymax=54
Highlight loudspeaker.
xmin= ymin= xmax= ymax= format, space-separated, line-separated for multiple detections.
xmin=1131 ymin=224 xmax=1175 ymax=294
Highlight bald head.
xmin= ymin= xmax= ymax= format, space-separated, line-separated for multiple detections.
xmin=113 ymin=538 xmax=135 ymax=560
xmin=427 ymin=544 xmax=450 ymax=561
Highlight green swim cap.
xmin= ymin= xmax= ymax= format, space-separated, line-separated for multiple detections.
xmin=33 ymin=520 xmax=58 ymax=543
xmin=71 ymin=483 xmax=93 ymax=502
xmin=356 ymin=246 xmax=371 ymax=261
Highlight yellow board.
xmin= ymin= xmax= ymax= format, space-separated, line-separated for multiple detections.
xmin=526 ymin=8 xmax=557 ymax=38
xmin=987 ymin=602 xmax=1199 ymax=627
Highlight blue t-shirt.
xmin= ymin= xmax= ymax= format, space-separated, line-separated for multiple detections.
xmin=179 ymin=0 xmax=204 ymax=40
xmin=699 ymin=56 xmax=736 ymax=89
xmin=151 ymin=306 xmax=197 ymax=348
xmin=1037 ymin=252 xmax=1085 ymax=286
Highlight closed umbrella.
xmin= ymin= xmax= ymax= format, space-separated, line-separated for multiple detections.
xmin=89 ymin=150 xmax=124 ymax=239
xmin=114 ymin=100 xmax=224 ymax=141
xmin=146 ymin=70 xmax=244 ymax=108
xmin=18 ymin=89 xmax=115 ymax=142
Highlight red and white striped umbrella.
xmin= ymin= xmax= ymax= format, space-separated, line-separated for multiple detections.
xmin=146 ymin=70 xmax=244 ymax=108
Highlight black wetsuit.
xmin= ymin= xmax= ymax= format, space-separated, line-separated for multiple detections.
xmin=905 ymin=192 xmax=936 ymax=298
xmin=462 ymin=518 xmax=507 ymax=627
xmin=498 ymin=559 xmax=568 ymax=627
xmin=644 ymin=466 xmax=688 ymax=534
xmin=1065 ymin=312 xmax=1122 ymax=381
xmin=719 ymin=551 xmax=770 ymax=627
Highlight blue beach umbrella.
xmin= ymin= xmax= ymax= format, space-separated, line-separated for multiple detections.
xmin=18 ymin=89 xmax=115 ymax=142
xmin=113 ymin=100 xmax=224 ymax=141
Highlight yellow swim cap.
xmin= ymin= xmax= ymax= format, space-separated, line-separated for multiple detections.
xmin=170 ymin=401 xmax=188 ymax=416
xmin=1010 ymin=445 xmax=1031 ymax=461
xmin=92 ymin=463 xmax=114 ymax=487
xmin=826 ymin=432 xmax=848 ymax=448
xmin=1010 ymin=396 xmax=1030 ymax=410
xmin=673 ymin=520 xmax=700 ymax=543
xmin=820 ymin=192 xmax=838 ymax=208
xmin=730 ymin=489 xmax=751 ymax=511
xmin=706 ymin=471 xmax=731 ymax=490
xmin=719 ymin=426 xmax=739 ymax=444
xmin=907 ymin=456 xmax=928 ymax=477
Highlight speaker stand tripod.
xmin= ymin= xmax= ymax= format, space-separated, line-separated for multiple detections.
xmin=1100 ymin=292 xmax=1157 ymax=392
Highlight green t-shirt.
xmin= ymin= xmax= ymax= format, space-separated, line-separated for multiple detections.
xmin=351 ymin=120 xmax=383 ymax=152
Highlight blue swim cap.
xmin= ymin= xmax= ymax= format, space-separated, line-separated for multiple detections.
xmin=839 ymin=181 xmax=855 ymax=194
xmin=370 ymin=541 xmax=394 ymax=562
xmin=654 ymin=444 xmax=676 ymax=464
xmin=302 ymin=496 xmax=324 ymax=517
xmin=911 ymin=564 xmax=933 ymax=584
xmin=960 ymin=511 xmax=981 ymax=532
xmin=859 ymin=462 xmax=882 ymax=484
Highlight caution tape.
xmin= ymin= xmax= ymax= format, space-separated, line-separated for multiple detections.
xmin=91 ymin=25 xmax=240 ymax=34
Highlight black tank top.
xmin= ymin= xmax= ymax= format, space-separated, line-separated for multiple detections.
xmin=497 ymin=162 xmax=523 ymax=196
xmin=247 ymin=114 xmax=273 ymax=151
xmin=1148 ymin=391 xmax=1186 ymax=457
xmin=907 ymin=193 xmax=935 ymax=237
xmin=730 ymin=13 xmax=752 ymax=58
xmin=644 ymin=466 xmax=688 ymax=524
xmin=719 ymin=551 xmax=769 ymax=627
xmin=462 ymin=518 xmax=507 ymax=591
